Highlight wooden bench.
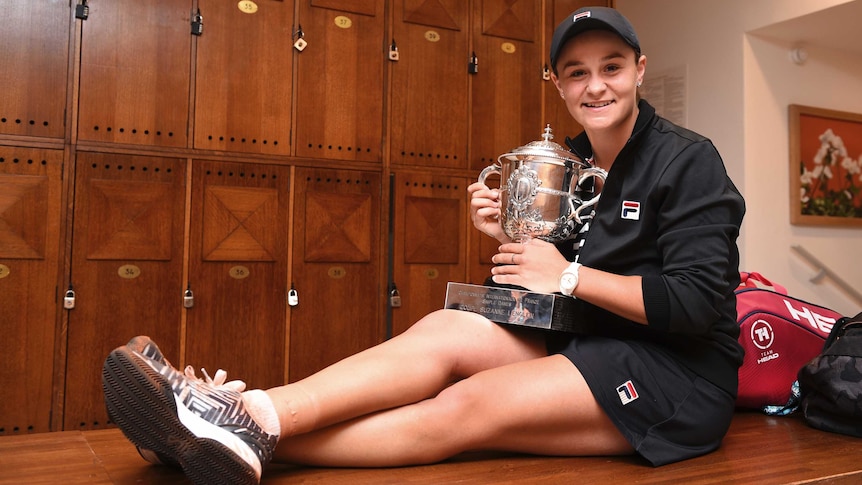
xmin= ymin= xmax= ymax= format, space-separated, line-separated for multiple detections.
xmin=2 ymin=412 xmax=861 ymax=484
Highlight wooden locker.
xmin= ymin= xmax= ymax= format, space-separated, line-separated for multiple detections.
xmin=289 ymin=167 xmax=383 ymax=381
xmin=0 ymin=0 xmax=69 ymax=139
xmin=389 ymin=0 xmax=470 ymax=170
xmin=77 ymin=0 xmax=192 ymax=148
xmin=193 ymin=0 xmax=294 ymax=156
xmin=468 ymin=230 xmax=498 ymax=286
xmin=294 ymin=0 xmax=386 ymax=163
xmin=542 ymin=1 xmax=612 ymax=141
xmin=469 ymin=0 xmax=543 ymax=172
xmin=64 ymin=152 xmax=186 ymax=430
xmin=185 ymin=161 xmax=291 ymax=391
xmin=467 ymin=0 xmax=542 ymax=286
xmin=390 ymin=171 xmax=468 ymax=336
xmin=0 ymin=147 xmax=64 ymax=434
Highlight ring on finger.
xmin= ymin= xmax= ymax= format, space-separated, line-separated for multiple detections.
xmin=511 ymin=253 xmax=516 ymax=265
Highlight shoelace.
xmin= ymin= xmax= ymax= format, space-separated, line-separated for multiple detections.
xmin=177 ymin=365 xmax=247 ymax=401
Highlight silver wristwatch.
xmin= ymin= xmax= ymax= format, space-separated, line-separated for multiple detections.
xmin=559 ymin=262 xmax=582 ymax=296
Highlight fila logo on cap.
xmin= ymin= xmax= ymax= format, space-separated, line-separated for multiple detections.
xmin=621 ymin=200 xmax=640 ymax=220
xmin=617 ymin=380 xmax=639 ymax=405
xmin=573 ymin=11 xmax=591 ymax=22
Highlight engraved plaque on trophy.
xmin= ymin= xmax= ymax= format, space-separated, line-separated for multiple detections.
xmin=444 ymin=282 xmax=581 ymax=332
xmin=445 ymin=125 xmax=606 ymax=332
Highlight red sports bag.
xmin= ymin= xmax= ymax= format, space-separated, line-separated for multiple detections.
xmin=735 ymin=272 xmax=843 ymax=409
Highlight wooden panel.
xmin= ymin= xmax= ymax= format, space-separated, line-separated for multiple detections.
xmin=391 ymin=171 xmax=467 ymax=336
xmin=0 ymin=147 xmax=63 ymax=435
xmin=470 ymin=0 xmax=543 ymax=172
xmin=289 ymin=167 xmax=383 ymax=381
xmin=389 ymin=0 xmax=469 ymax=169
xmin=468 ymin=230 xmax=498 ymax=285
xmin=310 ymin=0 xmax=376 ymax=16
xmin=543 ymin=1 xmax=611 ymax=141
xmin=77 ymin=0 xmax=192 ymax=147
xmin=7 ymin=414 xmax=860 ymax=485
xmin=0 ymin=0 xmax=68 ymax=139
xmin=185 ymin=161 xmax=291 ymax=391
xmin=64 ymin=152 xmax=186 ymax=431
xmin=295 ymin=0 xmax=385 ymax=162
xmin=193 ymin=0 xmax=294 ymax=155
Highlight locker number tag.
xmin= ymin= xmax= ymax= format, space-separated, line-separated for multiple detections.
xmin=238 ymin=1 xmax=258 ymax=14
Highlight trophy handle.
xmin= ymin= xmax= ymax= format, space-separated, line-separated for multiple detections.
xmin=573 ymin=167 xmax=608 ymax=224
xmin=478 ymin=164 xmax=501 ymax=186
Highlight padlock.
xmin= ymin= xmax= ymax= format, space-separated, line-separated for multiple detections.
xmin=191 ymin=10 xmax=203 ymax=36
xmin=288 ymin=285 xmax=299 ymax=307
xmin=293 ymin=25 xmax=307 ymax=52
xmin=388 ymin=40 xmax=399 ymax=61
xmin=542 ymin=64 xmax=551 ymax=81
xmin=75 ymin=1 xmax=89 ymax=20
xmin=183 ymin=287 xmax=194 ymax=309
xmin=64 ymin=288 xmax=76 ymax=310
xmin=389 ymin=286 xmax=402 ymax=308
xmin=468 ymin=52 xmax=478 ymax=74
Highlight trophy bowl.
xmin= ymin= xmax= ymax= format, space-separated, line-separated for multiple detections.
xmin=479 ymin=125 xmax=607 ymax=242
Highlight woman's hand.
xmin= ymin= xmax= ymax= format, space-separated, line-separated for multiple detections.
xmin=468 ymin=182 xmax=511 ymax=243
xmin=490 ymin=239 xmax=569 ymax=293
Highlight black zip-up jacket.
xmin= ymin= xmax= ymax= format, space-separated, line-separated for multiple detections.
xmin=562 ymin=99 xmax=746 ymax=396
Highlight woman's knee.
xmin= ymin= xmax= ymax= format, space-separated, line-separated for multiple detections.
xmin=409 ymin=381 xmax=493 ymax=458
xmin=397 ymin=310 xmax=547 ymax=382
xmin=407 ymin=309 xmax=495 ymax=338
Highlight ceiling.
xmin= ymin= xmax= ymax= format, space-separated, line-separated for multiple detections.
xmin=749 ymin=0 xmax=862 ymax=57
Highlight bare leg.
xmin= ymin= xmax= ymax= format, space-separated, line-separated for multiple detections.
xmin=273 ymin=354 xmax=632 ymax=467
xmin=265 ymin=309 xmax=547 ymax=437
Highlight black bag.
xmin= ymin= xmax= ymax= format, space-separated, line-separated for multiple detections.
xmin=797 ymin=311 xmax=862 ymax=437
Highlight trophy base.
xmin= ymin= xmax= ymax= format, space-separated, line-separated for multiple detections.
xmin=444 ymin=282 xmax=579 ymax=333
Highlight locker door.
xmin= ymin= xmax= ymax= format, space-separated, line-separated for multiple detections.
xmin=185 ymin=161 xmax=291 ymax=391
xmin=193 ymin=0 xmax=294 ymax=156
xmin=77 ymin=0 xmax=192 ymax=148
xmin=0 ymin=0 xmax=69 ymax=139
xmin=0 ymin=147 xmax=64 ymax=434
xmin=470 ymin=0 xmax=543 ymax=172
xmin=64 ymin=152 xmax=186 ymax=430
xmin=389 ymin=0 xmax=470 ymax=169
xmin=295 ymin=0 xmax=386 ymax=163
xmin=390 ymin=171 xmax=468 ymax=336
xmin=289 ymin=167 xmax=383 ymax=381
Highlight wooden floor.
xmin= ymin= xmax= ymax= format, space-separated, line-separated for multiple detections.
xmin=2 ymin=412 xmax=861 ymax=484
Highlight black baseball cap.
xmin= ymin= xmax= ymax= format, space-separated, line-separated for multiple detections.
xmin=549 ymin=7 xmax=641 ymax=71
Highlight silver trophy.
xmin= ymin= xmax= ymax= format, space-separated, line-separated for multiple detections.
xmin=445 ymin=125 xmax=606 ymax=332
xmin=479 ymin=124 xmax=606 ymax=242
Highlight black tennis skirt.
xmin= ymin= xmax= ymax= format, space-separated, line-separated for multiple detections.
xmin=546 ymin=333 xmax=735 ymax=466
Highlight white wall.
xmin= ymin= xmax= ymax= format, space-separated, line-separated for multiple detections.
xmin=616 ymin=0 xmax=862 ymax=315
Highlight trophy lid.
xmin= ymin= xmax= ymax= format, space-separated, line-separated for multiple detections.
xmin=498 ymin=124 xmax=587 ymax=166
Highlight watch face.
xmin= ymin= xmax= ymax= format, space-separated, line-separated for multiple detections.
xmin=562 ymin=274 xmax=576 ymax=288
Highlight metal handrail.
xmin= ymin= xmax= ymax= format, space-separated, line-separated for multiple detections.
xmin=791 ymin=244 xmax=862 ymax=307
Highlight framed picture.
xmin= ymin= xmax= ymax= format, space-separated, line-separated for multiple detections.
xmin=789 ymin=104 xmax=862 ymax=227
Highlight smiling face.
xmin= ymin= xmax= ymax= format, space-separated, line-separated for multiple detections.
xmin=551 ymin=29 xmax=645 ymax=140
